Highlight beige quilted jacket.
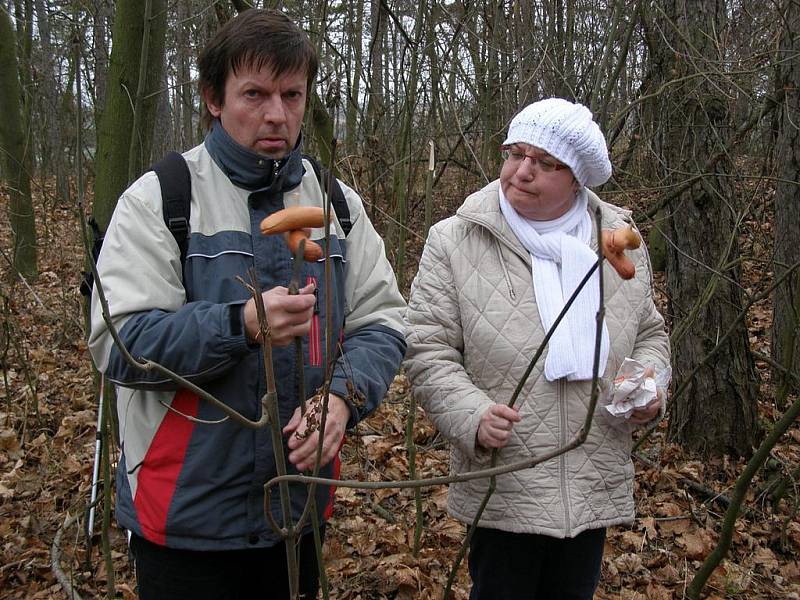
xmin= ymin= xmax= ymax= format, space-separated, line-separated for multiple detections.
xmin=405 ymin=180 xmax=670 ymax=538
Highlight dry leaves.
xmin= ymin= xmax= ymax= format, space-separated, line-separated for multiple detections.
xmin=2 ymin=174 xmax=800 ymax=599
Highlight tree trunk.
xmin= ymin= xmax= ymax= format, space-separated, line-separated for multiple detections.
xmin=177 ymin=0 xmax=195 ymax=148
xmin=366 ymin=0 xmax=386 ymax=222
xmin=345 ymin=0 xmax=364 ymax=155
xmin=0 ymin=7 xmax=37 ymax=279
xmin=426 ymin=1 xmax=441 ymax=138
xmin=93 ymin=0 xmax=111 ymax=117
xmin=33 ymin=0 xmax=53 ymax=173
xmin=392 ymin=0 xmax=428 ymax=290
xmin=153 ymin=65 xmax=172 ymax=160
xmin=482 ymin=0 xmax=503 ymax=170
xmin=515 ymin=0 xmax=539 ymax=106
xmin=13 ymin=0 xmax=34 ymax=175
xmin=308 ymin=91 xmax=334 ymax=169
xmin=303 ymin=0 xmax=334 ymax=167
xmin=58 ymin=57 xmax=76 ymax=203
xmin=772 ymin=0 xmax=800 ymax=403
xmin=93 ymin=0 xmax=167 ymax=231
xmin=655 ymin=0 xmax=759 ymax=457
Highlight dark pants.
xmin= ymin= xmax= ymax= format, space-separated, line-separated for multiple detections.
xmin=468 ymin=526 xmax=606 ymax=600
xmin=129 ymin=532 xmax=321 ymax=600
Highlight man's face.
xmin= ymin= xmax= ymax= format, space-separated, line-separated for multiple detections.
xmin=205 ymin=63 xmax=307 ymax=159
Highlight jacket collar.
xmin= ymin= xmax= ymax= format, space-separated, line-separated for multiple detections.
xmin=456 ymin=180 xmax=631 ymax=261
xmin=204 ymin=119 xmax=305 ymax=194
xmin=456 ymin=180 xmax=531 ymax=263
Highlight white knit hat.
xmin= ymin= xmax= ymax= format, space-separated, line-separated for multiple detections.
xmin=502 ymin=98 xmax=612 ymax=187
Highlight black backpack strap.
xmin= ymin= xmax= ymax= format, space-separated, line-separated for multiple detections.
xmin=80 ymin=153 xmax=191 ymax=298
xmin=151 ymin=151 xmax=192 ymax=265
xmin=302 ymin=154 xmax=352 ymax=237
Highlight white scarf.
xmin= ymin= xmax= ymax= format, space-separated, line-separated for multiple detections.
xmin=499 ymin=187 xmax=609 ymax=381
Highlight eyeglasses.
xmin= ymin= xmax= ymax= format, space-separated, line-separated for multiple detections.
xmin=500 ymin=145 xmax=568 ymax=172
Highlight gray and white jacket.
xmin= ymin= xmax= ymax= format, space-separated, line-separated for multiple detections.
xmin=89 ymin=141 xmax=406 ymax=550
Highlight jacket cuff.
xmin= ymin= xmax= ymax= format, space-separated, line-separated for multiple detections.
xmin=464 ymin=403 xmax=493 ymax=461
xmin=328 ymin=373 xmax=361 ymax=431
xmin=328 ymin=378 xmax=359 ymax=429
xmin=223 ymin=301 xmax=254 ymax=355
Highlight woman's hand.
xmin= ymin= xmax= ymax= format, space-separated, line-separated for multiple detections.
xmin=628 ymin=389 xmax=664 ymax=425
xmin=477 ymin=404 xmax=521 ymax=449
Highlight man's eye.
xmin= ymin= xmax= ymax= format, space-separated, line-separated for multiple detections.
xmin=539 ymin=158 xmax=556 ymax=169
xmin=510 ymin=151 xmax=526 ymax=160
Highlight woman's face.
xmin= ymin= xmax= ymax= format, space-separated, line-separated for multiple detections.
xmin=499 ymin=144 xmax=579 ymax=221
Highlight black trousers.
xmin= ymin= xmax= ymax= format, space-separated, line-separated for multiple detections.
xmin=129 ymin=532 xmax=321 ymax=600
xmin=468 ymin=526 xmax=606 ymax=600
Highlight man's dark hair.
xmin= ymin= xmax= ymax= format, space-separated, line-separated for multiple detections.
xmin=198 ymin=9 xmax=319 ymax=130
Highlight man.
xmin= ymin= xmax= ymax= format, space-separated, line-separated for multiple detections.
xmin=89 ymin=9 xmax=406 ymax=599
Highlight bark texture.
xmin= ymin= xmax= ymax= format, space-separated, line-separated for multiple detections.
xmin=772 ymin=0 xmax=800 ymax=400
xmin=92 ymin=0 xmax=166 ymax=231
xmin=0 ymin=7 xmax=37 ymax=279
xmin=656 ymin=0 xmax=760 ymax=457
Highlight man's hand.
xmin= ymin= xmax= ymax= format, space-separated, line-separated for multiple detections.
xmin=284 ymin=393 xmax=350 ymax=472
xmin=243 ymin=283 xmax=316 ymax=346
xmin=477 ymin=404 xmax=521 ymax=450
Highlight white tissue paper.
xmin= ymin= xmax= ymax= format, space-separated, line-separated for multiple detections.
xmin=605 ymin=358 xmax=671 ymax=420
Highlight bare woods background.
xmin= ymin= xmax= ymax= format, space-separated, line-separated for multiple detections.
xmin=1 ymin=0 xmax=800 ymax=598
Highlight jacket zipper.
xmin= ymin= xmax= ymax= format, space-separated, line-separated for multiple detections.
xmin=559 ymin=377 xmax=572 ymax=536
xmin=460 ymin=214 xmax=531 ymax=302
xmin=494 ymin=239 xmax=516 ymax=301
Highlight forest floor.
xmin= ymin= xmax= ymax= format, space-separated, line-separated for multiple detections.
xmin=1 ymin=176 xmax=799 ymax=599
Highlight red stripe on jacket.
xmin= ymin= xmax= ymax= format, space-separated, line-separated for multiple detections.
xmin=323 ymin=439 xmax=345 ymax=520
xmin=134 ymin=389 xmax=198 ymax=545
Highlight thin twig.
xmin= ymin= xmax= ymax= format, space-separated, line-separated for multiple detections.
xmin=267 ymin=427 xmax=592 ymax=493
xmin=687 ymin=392 xmax=800 ymax=598
xmin=406 ymin=393 xmax=424 ymax=556
xmin=304 ymin=139 xmax=340 ymax=599
xmin=51 ymin=513 xmax=84 ymax=600
xmin=247 ymin=268 xmax=299 ymax=598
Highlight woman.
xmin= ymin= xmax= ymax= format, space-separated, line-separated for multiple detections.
xmin=405 ymin=98 xmax=670 ymax=599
